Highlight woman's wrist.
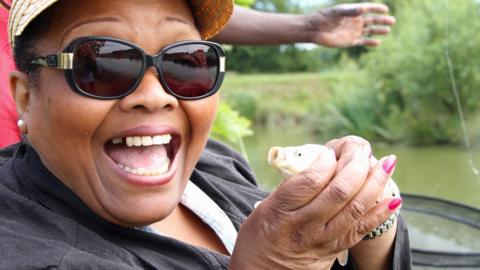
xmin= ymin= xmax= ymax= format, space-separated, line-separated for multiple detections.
xmin=287 ymin=13 xmax=316 ymax=44
xmin=349 ymin=222 xmax=397 ymax=270
xmin=300 ymin=13 xmax=321 ymax=44
xmin=240 ymin=12 xmax=314 ymax=45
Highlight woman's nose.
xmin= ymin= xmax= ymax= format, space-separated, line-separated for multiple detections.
xmin=117 ymin=67 xmax=178 ymax=113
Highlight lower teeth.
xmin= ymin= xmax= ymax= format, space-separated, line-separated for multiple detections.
xmin=118 ymin=160 xmax=170 ymax=176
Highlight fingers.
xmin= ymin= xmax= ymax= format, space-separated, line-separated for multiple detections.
xmin=363 ymin=26 xmax=391 ymax=36
xmin=363 ymin=15 xmax=396 ymax=27
xmin=335 ymin=3 xmax=390 ymax=17
xmin=325 ymin=135 xmax=372 ymax=175
xmin=331 ymin=3 xmax=396 ymax=48
xmin=357 ymin=3 xmax=390 ymax=15
xmin=354 ymin=38 xmax=381 ymax=47
xmin=369 ymin=155 xmax=379 ymax=168
xmin=356 ymin=26 xmax=391 ymax=47
xmin=323 ymin=155 xmax=397 ymax=240
xmin=368 ymin=155 xmax=400 ymax=200
xmin=264 ymin=148 xmax=337 ymax=212
xmin=351 ymin=196 xmax=402 ymax=241
xmin=296 ymin=145 xmax=371 ymax=222
xmin=359 ymin=16 xmax=396 ymax=47
xmin=362 ymin=14 xmax=395 ymax=37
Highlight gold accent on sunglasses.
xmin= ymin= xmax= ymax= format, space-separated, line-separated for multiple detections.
xmin=219 ymin=56 xmax=226 ymax=73
xmin=59 ymin=53 xmax=73 ymax=69
xmin=30 ymin=53 xmax=73 ymax=69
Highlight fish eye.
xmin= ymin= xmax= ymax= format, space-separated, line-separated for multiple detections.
xmin=296 ymin=151 xmax=302 ymax=157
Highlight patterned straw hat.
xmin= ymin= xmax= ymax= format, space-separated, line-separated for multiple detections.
xmin=6 ymin=0 xmax=233 ymax=50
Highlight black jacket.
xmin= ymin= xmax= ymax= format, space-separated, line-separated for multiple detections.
xmin=0 ymin=140 xmax=411 ymax=269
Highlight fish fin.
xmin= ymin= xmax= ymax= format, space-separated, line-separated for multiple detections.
xmin=337 ymin=250 xmax=348 ymax=266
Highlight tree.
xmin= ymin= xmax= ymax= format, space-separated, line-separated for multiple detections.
xmin=312 ymin=0 xmax=480 ymax=144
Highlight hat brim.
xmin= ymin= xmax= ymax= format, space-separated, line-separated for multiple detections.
xmin=8 ymin=0 xmax=233 ymax=49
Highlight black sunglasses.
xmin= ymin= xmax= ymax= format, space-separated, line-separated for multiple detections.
xmin=29 ymin=36 xmax=226 ymax=100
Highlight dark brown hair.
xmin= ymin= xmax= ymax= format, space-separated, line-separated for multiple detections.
xmin=10 ymin=3 xmax=53 ymax=79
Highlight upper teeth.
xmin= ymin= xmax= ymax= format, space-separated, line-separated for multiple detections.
xmin=112 ymin=134 xmax=172 ymax=147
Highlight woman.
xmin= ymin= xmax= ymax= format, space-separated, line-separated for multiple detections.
xmin=0 ymin=0 xmax=395 ymax=148
xmin=0 ymin=0 xmax=410 ymax=269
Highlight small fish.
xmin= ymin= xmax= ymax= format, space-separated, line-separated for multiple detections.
xmin=267 ymin=144 xmax=400 ymax=266
xmin=268 ymin=144 xmax=332 ymax=178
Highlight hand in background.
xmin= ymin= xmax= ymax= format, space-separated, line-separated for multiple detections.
xmin=214 ymin=3 xmax=395 ymax=49
xmin=306 ymin=3 xmax=396 ymax=48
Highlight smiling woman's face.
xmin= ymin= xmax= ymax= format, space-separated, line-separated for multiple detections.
xmin=18 ymin=0 xmax=219 ymax=227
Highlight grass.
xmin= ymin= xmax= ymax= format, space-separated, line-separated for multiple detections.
xmin=219 ymin=72 xmax=331 ymax=126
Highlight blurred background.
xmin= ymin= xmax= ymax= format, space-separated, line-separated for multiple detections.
xmin=212 ymin=0 xmax=480 ymax=209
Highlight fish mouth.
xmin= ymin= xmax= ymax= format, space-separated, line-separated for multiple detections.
xmin=268 ymin=147 xmax=284 ymax=165
xmin=267 ymin=146 xmax=297 ymax=178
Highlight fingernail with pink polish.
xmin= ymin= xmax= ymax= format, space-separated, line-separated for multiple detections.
xmin=388 ymin=198 xmax=402 ymax=211
xmin=382 ymin=155 xmax=397 ymax=174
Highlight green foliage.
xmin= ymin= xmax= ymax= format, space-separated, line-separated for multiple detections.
xmin=313 ymin=0 xmax=480 ymax=144
xmin=211 ymin=102 xmax=254 ymax=157
xmin=253 ymin=0 xmax=301 ymax=13
xmin=234 ymin=0 xmax=255 ymax=7
xmin=227 ymin=45 xmax=320 ymax=73
xmin=305 ymin=60 xmax=393 ymax=140
xmin=226 ymin=91 xmax=257 ymax=121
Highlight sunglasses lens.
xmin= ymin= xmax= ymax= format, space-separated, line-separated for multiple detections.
xmin=72 ymin=40 xmax=143 ymax=97
xmin=161 ymin=44 xmax=219 ymax=98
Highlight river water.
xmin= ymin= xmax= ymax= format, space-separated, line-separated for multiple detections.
xmin=242 ymin=126 xmax=480 ymax=208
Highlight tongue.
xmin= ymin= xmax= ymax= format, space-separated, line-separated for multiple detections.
xmin=106 ymin=144 xmax=169 ymax=169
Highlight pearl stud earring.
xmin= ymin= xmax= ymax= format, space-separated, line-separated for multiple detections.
xmin=17 ymin=119 xmax=28 ymax=133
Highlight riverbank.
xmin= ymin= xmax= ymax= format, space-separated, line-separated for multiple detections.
xmin=217 ymin=72 xmax=480 ymax=207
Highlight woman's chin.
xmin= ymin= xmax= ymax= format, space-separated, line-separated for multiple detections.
xmin=114 ymin=202 xmax=179 ymax=228
xmin=98 ymin=187 xmax=184 ymax=228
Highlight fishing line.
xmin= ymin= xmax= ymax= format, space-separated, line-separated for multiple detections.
xmin=443 ymin=0 xmax=480 ymax=177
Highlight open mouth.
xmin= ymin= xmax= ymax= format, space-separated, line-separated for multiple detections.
xmin=104 ymin=134 xmax=180 ymax=177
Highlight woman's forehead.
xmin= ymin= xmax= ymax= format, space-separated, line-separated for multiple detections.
xmin=43 ymin=0 xmax=199 ymax=51
xmin=51 ymin=0 xmax=195 ymax=34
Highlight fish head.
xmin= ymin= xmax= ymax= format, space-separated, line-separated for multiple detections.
xmin=268 ymin=144 xmax=331 ymax=178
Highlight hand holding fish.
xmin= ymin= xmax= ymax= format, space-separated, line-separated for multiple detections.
xmin=230 ymin=136 xmax=401 ymax=270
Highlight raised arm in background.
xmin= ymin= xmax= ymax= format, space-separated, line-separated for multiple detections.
xmin=213 ymin=3 xmax=396 ymax=48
